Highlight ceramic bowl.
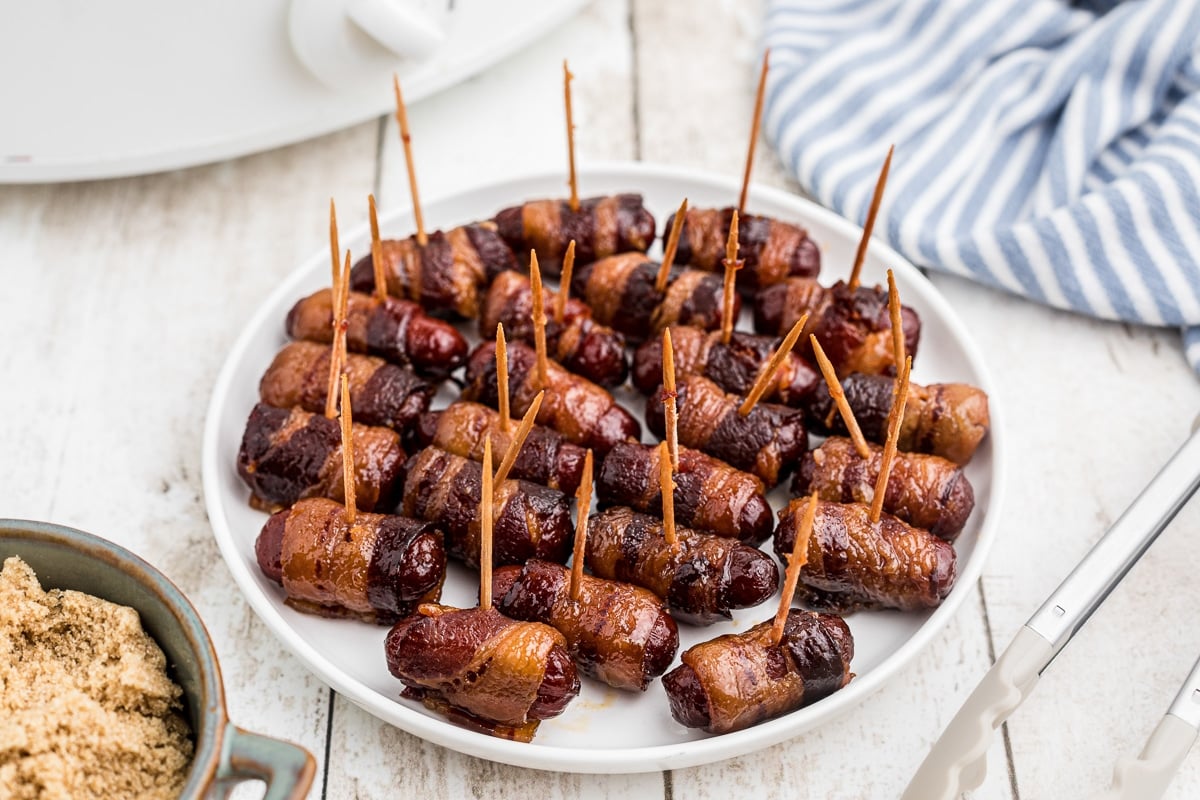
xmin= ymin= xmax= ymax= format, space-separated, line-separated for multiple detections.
xmin=0 ymin=519 xmax=316 ymax=800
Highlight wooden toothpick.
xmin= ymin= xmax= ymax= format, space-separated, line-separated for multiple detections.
xmin=771 ymin=492 xmax=816 ymax=645
xmin=530 ymin=251 xmax=549 ymax=391
xmin=392 ymin=75 xmax=427 ymax=247
xmin=656 ymin=198 xmax=689 ymax=293
xmin=563 ymin=60 xmax=579 ymax=212
xmin=339 ymin=374 xmax=357 ymax=523
xmin=658 ymin=441 xmax=678 ymax=547
xmin=568 ymin=449 xmax=595 ymax=602
xmin=721 ymin=210 xmax=742 ymax=345
xmin=662 ymin=328 xmax=680 ymax=470
xmin=887 ymin=269 xmax=905 ymax=369
xmin=869 ymin=355 xmax=912 ymax=524
xmin=493 ymin=391 xmax=545 ymax=486
xmin=496 ymin=324 xmax=511 ymax=433
xmin=738 ymin=50 xmax=770 ymax=215
xmin=847 ymin=144 xmax=894 ymax=291
xmin=325 ymin=251 xmax=351 ymax=419
xmin=810 ymin=335 xmax=871 ymax=459
xmin=480 ymin=436 xmax=494 ymax=608
xmin=555 ymin=240 xmax=577 ymax=325
xmin=739 ymin=312 xmax=810 ymax=416
xmin=329 ymin=198 xmax=340 ymax=288
xmin=368 ymin=194 xmax=387 ymax=303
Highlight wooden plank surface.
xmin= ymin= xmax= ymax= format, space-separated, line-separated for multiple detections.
xmin=0 ymin=123 xmax=381 ymax=799
xmin=324 ymin=2 xmax=662 ymax=798
xmin=930 ymin=273 xmax=1200 ymax=799
xmin=2 ymin=0 xmax=1199 ymax=798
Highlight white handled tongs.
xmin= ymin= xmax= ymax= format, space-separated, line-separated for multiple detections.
xmin=1091 ymin=652 xmax=1200 ymax=799
xmin=901 ymin=426 xmax=1200 ymax=800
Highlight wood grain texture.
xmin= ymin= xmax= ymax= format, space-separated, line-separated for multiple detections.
xmin=632 ymin=0 xmax=798 ymax=195
xmin=3 ymin=0 xmax=1200 ymax=798
xmin=0 ymin=123 xmax=380 ymax=799
xmin=930 ymin=272 xmax=1200 ymax=800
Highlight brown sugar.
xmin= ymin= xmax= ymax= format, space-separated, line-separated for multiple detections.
xmin=0 ymin=557 xmax=193 ymax=800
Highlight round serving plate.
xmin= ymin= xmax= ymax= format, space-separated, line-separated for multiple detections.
xmin=202 ymin=162 xmax=1005 ymax=773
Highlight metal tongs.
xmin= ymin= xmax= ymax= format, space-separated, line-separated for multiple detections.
xmin=1091 ymin=652 xmax=1200 ymax=799
xmin=902 ymin=426 xmax=1200 ymax=800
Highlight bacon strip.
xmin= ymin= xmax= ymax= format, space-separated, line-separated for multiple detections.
xmin=255 ymin=498 xmax=446 ymax=624
xmin=632 ymin=324 xmax=821 ymax=406
xmin=754 ymin=278 xmax=921 ymax=378
xmin=584 ymin=507 xmax=779 ymax=625
xmin=645 ymin=374 xmax=807 ymax=487
xmin=773 ymin=498 xmax=957 ymax=612
xmin=349 ymin=223 xmax=518 ymax=319
xmin=666 ymin=207 xmax=821 ymax=289
xmin=462 ymin=340 xmax=640 ymax=455
xmin=806 ymin=372 xmax=991 ymax=465
xmin=400 ymin=447 xmax=572 ymax=567
xmin=492 ymin=560 xmax=679 ymax=691
xmin=793 ymin=436 xmax=975 ymax=541
xmin=493 ymin=194 xmax=656 ymax=271
xmin=596 ymin=441 xmax=773 ymax=544
xmin=259 ymin=341 xmax=434 ymax=433
xmin=414 ymin=402 xmax=588 ymax=495
xmin=570 ymin=253 xmax=734 ymax=344
xmin=385 ymin=604 xmax=580 ymax=732
xmin=237 ymin=402 xmax=405 ymax=512
xmin=480 ymin=270 xmax=628 ymax=388
xmin=662 ymin=609 xmax=853 ymax=734
xmin=286 ymin=288 xmax=467 ymax=379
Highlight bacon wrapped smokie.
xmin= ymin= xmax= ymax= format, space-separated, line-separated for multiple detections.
xmin=754 ymin=279 xmax=920 ymax=377
xmin=462 ymin=340 xmax=640 ymax=456
xmin=662 ymin=609 xmax=854 ymax=734
xmin=774 ymin=498 xmax=957 ymax=613
xmin=585 ymin=507 xmax=779 ymax=625
xmin=807 ymin=372 xmax=990 ymax=465
xmin=286 ymin=288 xmax=467 ymax=379
xmin=237 ymin=402 xmax=405 ymax=513
xmin=414 ymin=402 xmax=587 ymax=495
xmin=492 ymin=560 xmax=679 ymax=691
xmin=385 ymin=604 xmax=580 ymax=741
xmin=664 ymin=207 xmax=821 ymax=290
xmin=493 ymin=194 xmax=656 ymax=272
xmin=570 ymin=253 xmax=736 ymax=343
xmin=259 ymin=341 xmax=434 ymax=434
xmin=400 ymin=447 xmax=572 ymax=568
xmin=632 ymin=324 xmax=821 ymax=406
xmin=480 ymin=270 xmax=628 ymax=388
xmin=793 ymin=437 xmax=974 ymax=541
xmin=597 ymin=442 xmax=773 ymax=544
xmin=349 ymin=223 xmax=518 ymax=319
xmin=645 ymin=375 xmax=807 ymax=488
xmin=255 ymin=498 xmax=446 ymax=624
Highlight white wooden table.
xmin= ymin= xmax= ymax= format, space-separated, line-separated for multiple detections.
xmin=4 ymin=2 xmax=1200 ymax=797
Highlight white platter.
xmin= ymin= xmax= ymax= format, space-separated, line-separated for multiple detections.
xmin=202 ymin=162 xmax=1005 ymax=773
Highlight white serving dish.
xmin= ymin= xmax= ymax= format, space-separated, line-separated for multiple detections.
xmin=202 ymin=162 xmax=1005 ymax=773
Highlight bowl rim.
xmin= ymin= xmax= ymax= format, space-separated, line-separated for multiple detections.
xmin=0 ymin=518 xmax=227 ymax=796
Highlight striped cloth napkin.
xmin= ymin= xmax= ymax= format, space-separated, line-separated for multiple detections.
xmin=763 ymin=0 xmax=1200 ymax=367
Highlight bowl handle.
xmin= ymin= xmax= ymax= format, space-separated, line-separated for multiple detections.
xmin=215 ymin=723 xmax=317 ymax=800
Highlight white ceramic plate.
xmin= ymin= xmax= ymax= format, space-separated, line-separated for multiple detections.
xmin=202 ymin=162 xmax=1005 ymax=773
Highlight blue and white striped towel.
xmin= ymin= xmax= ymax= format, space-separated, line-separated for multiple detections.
xmin=764 ymin=0 xmax=1200 ymax=367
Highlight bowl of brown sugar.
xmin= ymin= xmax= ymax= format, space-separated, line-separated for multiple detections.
xmin=0 ymin=519 xmax=315 ymax=800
